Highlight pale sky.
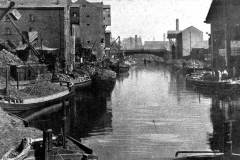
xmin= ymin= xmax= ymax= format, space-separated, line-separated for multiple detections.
xmin=88 ymin=0 xmax=212 ymax=41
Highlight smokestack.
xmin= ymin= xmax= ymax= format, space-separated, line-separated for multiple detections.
xmin=176 ymin=18 xmax=179 ymax=31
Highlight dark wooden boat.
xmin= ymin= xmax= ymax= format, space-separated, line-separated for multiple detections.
xmin=1 ymin=138 xmax=32 ymax=160
xmin=54 ymin=72 xmax=92 ymax=89
xmin=0 ymin=89 xmax=72 ymax=114
xmin=185 ymin=74 xmax=240 ymax=91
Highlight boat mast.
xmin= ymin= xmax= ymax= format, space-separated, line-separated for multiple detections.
xmin=64 ymin=0 xmax=71 ymax=73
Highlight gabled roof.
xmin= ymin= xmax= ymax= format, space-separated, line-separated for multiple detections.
xmin=182 ymin=26 xmax=203 ymax=34
xmin=205 ymin=0 xmax=240 ymax=24
xmin=205 ymin=0 xmax=223 ymax=23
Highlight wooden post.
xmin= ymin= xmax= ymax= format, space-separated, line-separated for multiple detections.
xmin=64 ymin=0 xmax=71 ymax=73
xmin=43 ymin=129 xmax=53 ymax=160
xmin=5 ymin=67 xmax=9 ymax=96
xmin=47 ymin=129 xmax=53 ymax=152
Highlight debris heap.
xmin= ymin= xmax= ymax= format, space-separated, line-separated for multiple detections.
xmin=0 ymin=49 xmax=23 ymax=67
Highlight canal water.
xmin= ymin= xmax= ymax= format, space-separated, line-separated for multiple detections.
xmin=18 ymin=64 xmax=240 ymax=160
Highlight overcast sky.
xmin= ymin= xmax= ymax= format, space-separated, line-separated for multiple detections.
xmin=88 ymin=0 xmax=212 ymax=41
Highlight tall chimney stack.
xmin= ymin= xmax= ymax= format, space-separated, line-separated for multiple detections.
xmin=176 ymin=18 xmax=179 ymax=31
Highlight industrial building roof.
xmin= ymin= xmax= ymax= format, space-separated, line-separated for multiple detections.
xmin=205 ymin=0 xmax=240 ymax=23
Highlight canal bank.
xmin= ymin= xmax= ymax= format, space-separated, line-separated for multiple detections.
xmin=0 ymin=107 xmax=41 ymax=156
xmin=5 ymin=62 xmax=240 ymax=159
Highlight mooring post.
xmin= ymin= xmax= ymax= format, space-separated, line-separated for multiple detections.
xmin=43 ymin=129 xmax=53 ymax=160
xmin=47 ymin=129 xmax=53 ymax=152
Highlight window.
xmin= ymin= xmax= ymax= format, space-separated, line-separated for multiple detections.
xmin=108 ymin=14 xmax=110 ymax=18
xmin=5 ymin=27 xmax=11 ymax=35
xmin=86 ymin=23 xmax=90 ymax=26
xmin=86 ymin=15 xmax=90 ymax=18
xmin=29 ymin=14 xmax=34 ymax=22
xmin=82 ymin=4 xmax=86 ymax=7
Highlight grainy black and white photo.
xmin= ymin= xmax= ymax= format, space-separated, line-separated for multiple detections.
xmin=0 ymin=0 xmax=239 ymax=160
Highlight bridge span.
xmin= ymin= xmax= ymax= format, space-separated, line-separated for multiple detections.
xmin=121 ymin=49 xmax=170 ymax=58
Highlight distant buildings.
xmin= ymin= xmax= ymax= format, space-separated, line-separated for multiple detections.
xmin=167 ymin=19 xmax=208 ymax=59
xmin=176 ymin=26 xmax=207 ymax=58
xmin=121 ymin=35 xmax=143 ymax=50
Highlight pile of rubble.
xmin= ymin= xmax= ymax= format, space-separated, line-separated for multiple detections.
xmin=0 ymin=49 xmax=23 ymax=67
xmin=19 ymin=81 xmax=68 ymax=98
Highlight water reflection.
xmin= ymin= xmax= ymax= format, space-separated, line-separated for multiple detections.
xmin=14 ymin=64 xmax=240 ymax=159
xmin=18 ymin=80 xmax=116 ymax=139
xmin=209 ymin=95 xmax=240 ymax=155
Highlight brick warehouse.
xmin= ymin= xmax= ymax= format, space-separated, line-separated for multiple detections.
xmin=71 ymin=0 xmax=107 ymax=58
xmin=0 ymin=0 xmax=110 ymax=67
xmin=0 ymin=0 xmax=69 ymax=69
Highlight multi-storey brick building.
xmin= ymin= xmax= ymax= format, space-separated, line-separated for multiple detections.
xmin=71 ymin=0 xmax=106 ymax=59
xmin=0 ymin=0 xmax=66 ymax=54
xmin=0 ymin=0 xmax=111 ymax=65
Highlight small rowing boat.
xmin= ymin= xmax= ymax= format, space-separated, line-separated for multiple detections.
xmin=1 ymin=138 xmax=32 ymax=160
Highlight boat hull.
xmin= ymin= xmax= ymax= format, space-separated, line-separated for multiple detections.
xmin=110 ymin=65 xmax=130 ymax=74
xmin=0 ymin=90 xmax=72 ymax=114
xmin=186 ymin=75 xmax=240 ymax=91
